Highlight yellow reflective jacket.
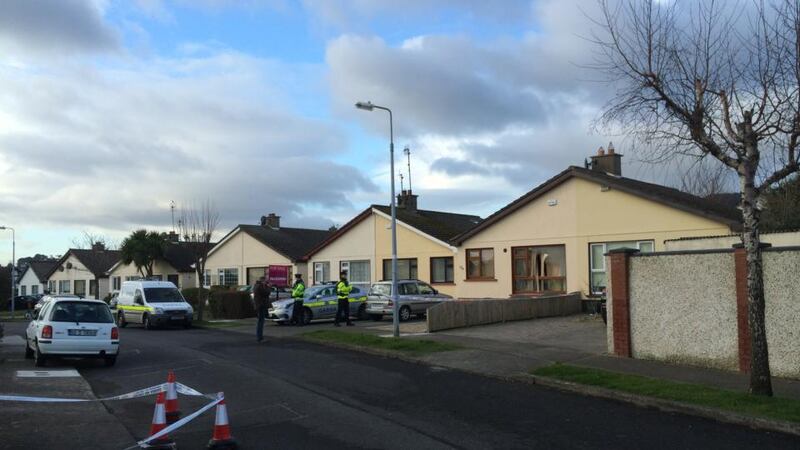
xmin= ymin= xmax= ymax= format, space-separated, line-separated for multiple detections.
xmin=336 ymin=280 xmax=352 ymax=299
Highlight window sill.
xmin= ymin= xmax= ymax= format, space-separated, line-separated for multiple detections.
xmin=464 ymin=278 xmax=497 ymax=282
xmin=430 ymin=282 xmax=456 ymax=285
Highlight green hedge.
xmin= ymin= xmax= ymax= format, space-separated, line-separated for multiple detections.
xmin=208 ymin=291 xmax=254 ymax=319
xmin=181 ymin=287 xmax=210 ymax=309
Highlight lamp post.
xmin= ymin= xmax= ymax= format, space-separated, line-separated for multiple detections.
xmin=355 ymin=101 xmax=400 ymax=338
xmin=0 ymin=226 xmax=15 ymax=319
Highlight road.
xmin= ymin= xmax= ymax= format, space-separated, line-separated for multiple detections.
xmin=4 ymin=322 xmax=800 ymax=449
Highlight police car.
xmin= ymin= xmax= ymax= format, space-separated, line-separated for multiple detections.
xmin=268 ymin=283 xmax=368 ymax=325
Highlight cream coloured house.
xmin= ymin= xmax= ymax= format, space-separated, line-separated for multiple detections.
xmin=202 ymin=214 xmax=331 ymax=288
xmin=45 ymin=244 xmax=121 ymax=300
xmin=451 ymin=149 xmax=741 ymax=299
xmin=305 ymin=194 xmax=482 ymax=296
xmin=106 ymin=239 xmax=199 ymax=291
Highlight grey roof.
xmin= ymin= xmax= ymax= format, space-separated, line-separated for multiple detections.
xmin=371 ymin=205 xmax=482 ymax=242
xmin=162 ymin=242 xmax=213 ymax=272
xmin=236 ymin=225 xmax=333 ymax=262
xmin=46 ymin=248 xmax=121 ymax=279
xmin=27 ymin=260 xmax=58 ymax=283
xmin=452 ymin=166 xmax=742 ymax=245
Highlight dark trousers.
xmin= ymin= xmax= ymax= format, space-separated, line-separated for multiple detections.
xmin=334 ymin=298 xmax=351 ymax=325
xmin=290 ymin=299 xmax=305 ymax=325
xmin=256 ymin=305 xmax=267 ymax=341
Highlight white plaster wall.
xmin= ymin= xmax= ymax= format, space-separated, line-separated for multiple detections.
xmin=627 ymin=252 xmax=738 ymax=370
xmin=763 ymin=250 xmax=800 ymax=378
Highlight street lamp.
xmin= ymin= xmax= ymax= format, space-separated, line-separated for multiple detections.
xmin=0 ymin=226 xmax=15 ymax=319
xmin=355 ymin=100 xmax=400 ymax=338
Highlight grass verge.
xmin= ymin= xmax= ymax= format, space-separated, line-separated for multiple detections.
xmin=302 ymin=330 xmax=460 ymax=355
xmin=532 ymin=363 xmax=800 ymax=423
xmin=0 ymin=311 xmax=31 ymax=322
xmin=193 ymin=319 xmax=253 ymax=329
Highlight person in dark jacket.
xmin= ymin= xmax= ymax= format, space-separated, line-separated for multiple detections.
xmin=253 ymin=277 xmax=271 ymax=342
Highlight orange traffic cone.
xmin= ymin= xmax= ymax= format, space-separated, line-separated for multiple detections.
xmin=165 ymin=370 xmax=181 ymax=424
xmin=147 ymin=392 xmax=177 ymax=449
xmin=208 ymin=394 xmax=237 ymax=449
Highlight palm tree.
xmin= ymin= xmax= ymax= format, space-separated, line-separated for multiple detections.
xmin=119 ymin=230 xmax=166 ymax=277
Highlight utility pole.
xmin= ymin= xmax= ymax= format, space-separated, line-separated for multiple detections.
xmin=0 ymin=226 xmax=15 ymax=319
xmin=170 ymin=200 xmax=176 ymax=233
xmin=403 ymin=146 xmax=412 ymax=192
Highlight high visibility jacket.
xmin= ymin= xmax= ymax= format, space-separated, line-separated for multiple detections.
xmin=336 ymin=280 xmax=352 ymax=300
xmin=291 ymin=281 xmax=305 ymax=299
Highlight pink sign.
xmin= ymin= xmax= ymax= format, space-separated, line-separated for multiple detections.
xmin=268 ymin=265 xmax=290 ymax=288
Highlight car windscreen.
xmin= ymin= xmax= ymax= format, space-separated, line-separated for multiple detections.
xmin=50 ymin=301 xmax=114 ymax=323
xmin=369 ymin=284 xmax=391 ymax=296
xmin=144 ymin=288 xmax=185 ymax=303
xmin=304 ymin=286 xmax=326 ymax=298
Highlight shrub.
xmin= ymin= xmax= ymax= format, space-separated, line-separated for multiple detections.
xmin=208 ymin=291 xmax=254 ymax=319
xmin=181 ymin=287 xmax=210 ymax=309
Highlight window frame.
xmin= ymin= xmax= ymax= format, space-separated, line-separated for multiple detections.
xmin=313 ymin=262 xmax=330 ymax=285
xmin=429 ymin=256 xmax=454 ymax=284
xmin=465 ymin=248 xmax=495 ymax=281
xmin=382 ymin=258 xmax=418 ymax=281
xmin=341 ymin=260 xmax=370 ymax=285
xmin=74 ymin=280 xmax=86 ymax=297
xmin=588 ymin=240 xmax=655 ymax=295
xmin=58 ymin=280 xmax=71 ymax=294
xmin=218 ymin=268 xmax=239 ymax=286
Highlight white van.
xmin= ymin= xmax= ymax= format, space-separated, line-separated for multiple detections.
xmin=116 ymin=281 xmax=193 ymax=329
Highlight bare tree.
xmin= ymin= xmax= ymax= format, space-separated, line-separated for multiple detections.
xmin=177 ymin=200 xmax=220 ymax=322
xmin=678 ymin=157 xmax=734 ymax=198
xmin=71 ymin=231 xmax=116 ymax=250
xmin=592 ymin=0 xmax=800 ymax=396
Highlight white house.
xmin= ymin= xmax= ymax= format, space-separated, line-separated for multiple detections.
xmin=45 ymin=244 xmax=121 ymax=300
xmin=17 ymin=260 xmax=58 ymax=296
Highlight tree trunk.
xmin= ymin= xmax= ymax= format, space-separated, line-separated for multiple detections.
xmin=195 ymin=267 xmax=205 ymax=322
xmin=740 ymin=172 xmax=773 ymax=396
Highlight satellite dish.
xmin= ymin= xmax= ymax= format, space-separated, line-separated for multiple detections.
xmin=66 ymin=262 xmax=73 ymax=269
xmin=59 ymin=266 xmax=64 ymax=272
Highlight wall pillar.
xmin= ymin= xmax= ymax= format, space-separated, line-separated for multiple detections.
xmin=607 ymin=248 xmax=640 ymax=358
xmin=732 ymin=242 xmax=770 ymax=373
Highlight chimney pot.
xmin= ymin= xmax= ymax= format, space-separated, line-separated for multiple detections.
xmin=264 ymin=213 xmax=281 ymax=229
xmin=607 ymin=141 xmax=615 ymax=154
xmin=589 ymin=144 xmax=623 ymax=176
xmin=598 ymin=146 xmax=605 ymax=156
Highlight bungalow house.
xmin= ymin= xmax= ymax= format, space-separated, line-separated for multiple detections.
xmin=450 ymin=147 xmax=741 ymax=299
xmin=17 ymin=260 xmax=58 ymax=296
xmin=305 ymin=192 xmax=482 ymax=296
xmin=45 ymin=243 xmax=121 ymax=300
xmin=202 ymin=214 xmax=332 ymax=288
xmin=106 ymin=233 xmax=203 ymax=291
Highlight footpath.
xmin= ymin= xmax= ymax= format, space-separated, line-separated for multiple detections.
xmin=0 ymin=323 xmax=136 ymax=449
xmin=216 ymin=314 xmax=800 ymax=437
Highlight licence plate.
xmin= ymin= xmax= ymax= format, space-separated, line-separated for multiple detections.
xmin=170 ymin=315 xmax=184 ymax=320
xmin=68 ymin=329 xmax=97 ymax=336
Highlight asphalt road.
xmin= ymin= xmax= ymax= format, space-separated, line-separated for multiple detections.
xmin=6 ymin=322 xmax=800 ymax=449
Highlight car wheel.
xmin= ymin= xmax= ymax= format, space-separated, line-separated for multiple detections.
xmin=302 ymin=307 xmax=313 ymax=325
xmin=399 ymin=306 xmax=412 ymax=322
xmin=103 ymin=355 xmax=117 ymax=367
xmin=143 ymin=314 xmax=152 ymax=330
xmin=117 ymin=311 xmax=127 ymax=328
xmin=24 ymin=340 xmax=34 ymax=359
xmin=369 ymin=314 xmax=383 ymax=321
xmin=357 ymin=304 xmax=368 ymax=321
xmin=34 ymin=343 xmax=47 ymax=367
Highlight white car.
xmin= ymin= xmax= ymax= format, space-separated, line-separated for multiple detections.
xmin=25 ymin=297 xmax=120 ymax=367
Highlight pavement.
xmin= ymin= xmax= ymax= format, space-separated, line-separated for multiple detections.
xmin=0 ymin=317 xmax=798 ymax=449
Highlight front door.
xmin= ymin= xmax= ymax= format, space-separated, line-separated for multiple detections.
xmin=511 ymin=245 xmax=567 ymax=295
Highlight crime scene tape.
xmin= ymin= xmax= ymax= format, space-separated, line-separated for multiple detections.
xmin=0 ymin=382 xmax=212 ymax=403
xmin=132 ymin=393 xmax=224 ymax=449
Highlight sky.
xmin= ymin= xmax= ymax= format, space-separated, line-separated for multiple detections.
xmin=0 ymin=0 xmax=658 ymax=263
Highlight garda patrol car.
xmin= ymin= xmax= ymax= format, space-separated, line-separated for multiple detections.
xmin=268 ymin=283 xmax=368 ymax=325
xmin=115 ymin=280 xmax=193 ymax=329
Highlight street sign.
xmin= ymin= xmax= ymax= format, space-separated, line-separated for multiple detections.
xmin=267 ymin=266 xmax=290 ymax=288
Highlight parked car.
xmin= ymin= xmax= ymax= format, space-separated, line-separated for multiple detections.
xmin=116 ymin=281 xmax=193 ymax=329
xmin=29 ymin=294 xmax=78 ymax=318
xmin=268 ymin=283 xmax=368 ymax=325
xmin=25 ymin=297 xmax=119 ymax=367
xmin=10 ymin=295 xmax=38 ymax=311
xmin=365 ymin=280 xmax=452 ymax=321
xmin=241 ymin=284 xmax=291 ymax=302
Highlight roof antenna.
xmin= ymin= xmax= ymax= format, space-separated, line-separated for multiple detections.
xmin=170 ymin=200 xmax=176 ymax=233
xmin=403 ymin=146 xmax=412 ymax=193
xmin=399 ymin=172 xmax=405 ymax=192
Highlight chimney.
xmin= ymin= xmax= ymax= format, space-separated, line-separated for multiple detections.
xmin=397 ymin=189 xmax=419 ymax=213
xmin=261 ymin=213 xmax=280 ymax=229
xmin=91 ymin=242 xmax=106 ymax=251
xmin=167 ymin=231 xmax=179 ymax=243
xmin=589 ymin=142 xmax=623 ymax=176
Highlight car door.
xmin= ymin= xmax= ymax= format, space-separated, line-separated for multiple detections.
xmin=133 ymin=289 xmax=146 ymax=323
xmin=415 ymin=282 xmax=439 ymax=311
xmin=319 ymin=287 xmax=338 ymax=319
xmin=398 ymin=282 xmax=420 ymax=313
xmin=347 ymin=287 xmax=365 ymax=315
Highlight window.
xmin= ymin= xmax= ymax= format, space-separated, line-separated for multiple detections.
xmin=430 ymin=257 xmax=454 ymax=283
xmin=144 ymin=287 xmax=185 ymax=303
xmin=50 ymin=301 xmax=113 ymax=323
xmin=31 ymin=285 xmax=38 ymax=295
xmin=203 ymin=270 xmax=212 ymax=287
xmin=48 ymin=280 xmax=56 ymax=294
xmin=58 ymin=280 xmax=71 ymax=294
xmin=74 ymin=280 xmax=86 ymax=297
xmin=417 ymin=282 xmax=435 ymax=295
xmin=112 ymin=276 xmax=121 ymax=291
xmin=125 ymin=276 xmax=142 ymax=281
xmin=89 ymin=280 xmax=98 ymax=298
xmin=399 ymin=282 xmax=418 ymax=295
xmin=466 ymin=248 xmax=494 ymax=280
xmin=341 ymin=260 xmax=370 ymax=285
xmin=167 ymin=274 xmax=180 ymax=287
xmin=512 ymin=245 xmax=567 ymax=294
xmin=382 ymin=258 xmax=417 ymax=280
xmin=589 ymin=240 xmax=654 ymax=295
xmin=20 ymin=285 xmax=26 ymax=295
xmin=314 ymin=262 xmax=330 ymax=284
xmin=218 ymin=268 xmax=238 ymax=286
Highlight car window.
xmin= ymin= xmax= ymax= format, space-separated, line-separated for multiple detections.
xmin=370 ymin=284 xmax=391 ymax=296
xmin=417 ymin=283 xmax=434 ymax=295
xmin=143 ymin=288 xmax=184 ymax=303
xmin=50 ymin=301 xmax=114 ymax=323
xmin=350 ymin=287 xmax=360 ymax=294
xmin=322 ymin=287 xmax=334 ymax=297
xmin=399 ymin=283 xmax=418 ymax=295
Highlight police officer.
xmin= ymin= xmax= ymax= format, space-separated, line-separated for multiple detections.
xmin=334 ymin=271 xmax=353 ymax=327
xmin=289 ymin=273 xmax=306 ymax=326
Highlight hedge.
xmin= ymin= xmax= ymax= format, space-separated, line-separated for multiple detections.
xmin=181 ymin=287 xmax=210 ymax=309
xmin=208 ymin=290 xmax=255 ymax=319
